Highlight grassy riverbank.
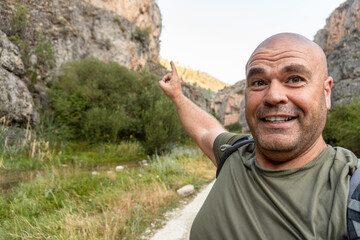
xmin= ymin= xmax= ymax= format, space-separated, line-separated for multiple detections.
xmin=0 ymin=141 xmax=215 ymax=239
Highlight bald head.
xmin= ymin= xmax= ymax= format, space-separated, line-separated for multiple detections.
xmin=246 ymin=33 xmax=328 ymax=80
xmin=244 ymin=33 xmax=333 ymax=168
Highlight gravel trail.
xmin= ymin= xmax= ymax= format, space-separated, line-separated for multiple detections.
xmin=149 ymin=180 xmax=215 ymax=240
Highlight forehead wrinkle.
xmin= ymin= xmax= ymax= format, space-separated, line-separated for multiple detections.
xmin=246 ymin=49 xmax=310 ymax=74
xmin=251 ymin=49 xmax=307 ymax=62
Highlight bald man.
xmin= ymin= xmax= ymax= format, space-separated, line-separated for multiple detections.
xmin=159 ymin=33 xmax=358 ymax=239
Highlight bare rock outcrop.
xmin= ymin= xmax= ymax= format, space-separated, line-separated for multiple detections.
xmin=314 ymin=0 xmax=360 ymax=54
xmin=89 ymin=0 xmax=161 ymax=65
xmin=182 ymin=82 xmax=211 ymax=112
xmin=211 ymin=80 xmax=247 ymax=129
xmin=5 ymin=0 xmax=158 ymax=73
xmin=314 ymin=0 xmax=360 ymax=106
xmin=325 ymin=30 xmax=360 ymax=106
xmin=0 ymin=30 xmax=39 ymax=125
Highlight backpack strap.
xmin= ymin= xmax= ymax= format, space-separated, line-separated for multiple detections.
xmin=348 ymin=160 xmax=360 ymax=240
xmin=216 ymin=136 xmax=254 ymax=178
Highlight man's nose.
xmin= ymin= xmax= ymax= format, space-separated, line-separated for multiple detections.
xmin=263 ymin=80 xmax=288 ymax=106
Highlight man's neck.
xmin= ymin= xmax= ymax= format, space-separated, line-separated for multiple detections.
xmin=255 ymin=137 xmax=328 ymax=170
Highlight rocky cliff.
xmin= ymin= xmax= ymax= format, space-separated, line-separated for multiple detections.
xmin=211 ymin=80 xmax=246 ymax=127
xmin=0 ymin=30 xmax=39 ymax=125
xmin=182 ymin=82 xmax=211 ymax=112
xmin=0 ymin=0 xmax=161 ymax=125
xmin=314 ymin=0 xmax=360 ymax=54
xmin=314 ymin=0 xmax=360 ymax=106
xmin=89 ymin=0 xmax=161 ymax=65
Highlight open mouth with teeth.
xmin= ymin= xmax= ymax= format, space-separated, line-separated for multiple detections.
xmin=261 ymin=116 xmax=296 ymax=123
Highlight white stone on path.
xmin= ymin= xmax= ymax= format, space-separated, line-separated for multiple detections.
xmin=150 ymin=180 xmax=215 ymax=240
xmin=177 ymin=185 xmax=195 ymax=197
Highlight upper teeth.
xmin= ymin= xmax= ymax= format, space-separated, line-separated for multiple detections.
xmin=264 ymin=116 xmax=292 ymax=123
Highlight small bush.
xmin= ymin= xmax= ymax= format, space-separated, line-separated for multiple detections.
xmin=210 ymin=108 xmax=221 ymax=122
xmin=225 ymin=122 xmax=243 ymax=133
xmin=9 ymin=3 xmax=30 ymax=38
xmin=35 ymin=34 xmax=55 ymax=71
xmin=323 ymin=98 xmax=360 ymax=157
xmin=132 ymin=26 xmax=151 ymax=45
xmin=114 ymin=17 xmax=126 ymax=32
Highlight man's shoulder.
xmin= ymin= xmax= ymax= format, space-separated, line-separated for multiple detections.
xmin=214 ymin=132 xmax=248 ymax=146
xmin=332 ymin=146 xmax=358 ymax=166
xmin=213 ymin=132 xmax=253 ymax=166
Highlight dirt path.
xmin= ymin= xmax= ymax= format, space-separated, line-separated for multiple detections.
xmin=149 ymin=180 xmax=215 ymax=240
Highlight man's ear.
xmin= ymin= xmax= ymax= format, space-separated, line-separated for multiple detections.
xmin=324 ymin=77 xmax=333 ymax=110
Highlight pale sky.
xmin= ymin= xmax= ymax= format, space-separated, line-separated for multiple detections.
xmin=157 ymin=0 xmax=346 ymax=85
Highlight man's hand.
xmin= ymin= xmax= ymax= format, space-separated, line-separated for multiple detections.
xmin=159 ymin=61 xmax=182 ymax=101
xmin=158 ymin=60 xmax=225 ymax=166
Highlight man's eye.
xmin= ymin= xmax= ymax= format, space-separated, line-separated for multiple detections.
xmin=288 ymin=76 xmax=304 ymax=84
xmin=252 ymin=80 xmax=266 ymax=87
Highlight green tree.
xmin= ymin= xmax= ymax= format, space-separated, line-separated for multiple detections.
xmin=49 ymin=59 xmax=184 ymax=154
xmin=323 ymin=98 xmax=360 ymax=157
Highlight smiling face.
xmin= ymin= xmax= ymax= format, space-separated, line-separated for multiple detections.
xmin=245 ymin=33 xmax=332 ymax=165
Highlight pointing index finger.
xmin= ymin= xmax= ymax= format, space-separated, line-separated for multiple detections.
xmin=170 ymin=61 xmax=178 ymax=77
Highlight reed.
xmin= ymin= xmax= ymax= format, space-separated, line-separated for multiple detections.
xmin=0 ymin=145 xmax=215 ymax=239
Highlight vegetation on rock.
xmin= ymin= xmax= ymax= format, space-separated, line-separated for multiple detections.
xmin=225 ymin=122 xmax=242 ymax=133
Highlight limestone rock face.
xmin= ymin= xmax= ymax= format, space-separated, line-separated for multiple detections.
xmin=314 ymin=0 xmax=360 ymax=106
xmin=4 ymin=0 xmax=158 ymax=73
xmin=89 ymin=0 xmax=161 ymax=64
xmin=182 ymin=82 xmax=211 ymax=112
xmin=314 ymin=0 xmax=360 ymax=55
xmin=0 ymin=31 xmax=24 ymax=77
xmin=325 ymin=31 xmax=360 ymax=106
xmin=0 ymin=30 xmax=39 ymax=125
xmin=211 ymin=80 xmax=248 ymax=130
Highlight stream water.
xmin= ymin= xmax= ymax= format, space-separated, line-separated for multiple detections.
xmin=0 ymin=159 xmax=143 ymax=191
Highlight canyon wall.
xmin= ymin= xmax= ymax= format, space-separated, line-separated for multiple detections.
xmin=0 ymin=0 xmax=161 ymax=124
xmin=315 ymin=0 xmax=360 ymax=106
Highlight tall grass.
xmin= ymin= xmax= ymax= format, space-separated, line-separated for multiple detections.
xmin=0 ymin=114 xmax=146 ymax=170
xmin=0 ymin=106 xmax=215 ymax=239
xmin=0 ymin=146 xmax=215 ymax=239
xmin=0 ymin=115 xmax=56 ymax=169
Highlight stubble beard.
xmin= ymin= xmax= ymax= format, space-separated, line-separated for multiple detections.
xmin=248 ymin=98 xmax=327 ymax=162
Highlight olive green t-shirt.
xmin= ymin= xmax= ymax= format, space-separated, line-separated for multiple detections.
xmin=190 ymin=132 xmax=358 ymax=240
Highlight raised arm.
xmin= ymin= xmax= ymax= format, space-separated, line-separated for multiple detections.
xmin=158 ymin=61 xmax=226 ymax=166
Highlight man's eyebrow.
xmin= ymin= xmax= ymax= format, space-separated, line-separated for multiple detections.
xmin=246 ymin=67 xmax=265 ymax=79
xmin=282 ymin=64 xmax=312 ymax=78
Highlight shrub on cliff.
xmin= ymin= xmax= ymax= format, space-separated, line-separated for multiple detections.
xmin=48 ymin=59 xmax=183 ymax=154
xmin=225 ymin=122 xmax=242 ymax=133
xmin=323 ymin=98 xmax=360 ymax=157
